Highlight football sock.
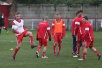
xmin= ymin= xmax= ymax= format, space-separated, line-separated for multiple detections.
xmin=82 ymin=52 xmax=87 ymax=60
xmin=94 ymin=50 xmax=100 ymax=56
xmin=42 ymin=52 xmax=46 ymax=57
xmin=77 ymin=44 xmax=80 ymax=54
xmin=53 ymin=45 xmax=56 ymax=55
xmin=29 ymin=36 xmax=34 ymax=46
xmin=4 ymin=27 xmax=8 ymax=31
xmin=58 ymin=44 xmax=61 ymax=54
xmin=13 ymin=47 xmax=20 ymax=57
xmin=37 ymin=46 xmax=42 ymax=52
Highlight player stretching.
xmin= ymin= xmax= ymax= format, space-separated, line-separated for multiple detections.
xmin=71 ymin=10 xmax=84 ymax=57
xmin=52 ymin=12 xmax=66 ymax=55
xmin=36 ymin=16 xmax=51 ymax=58
xmin=78 ymin=16 xmax=101 ymax=60
xmin=12 ymin=12 xmax=37 ymax=60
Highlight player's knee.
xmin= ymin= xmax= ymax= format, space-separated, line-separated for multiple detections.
xmin=54 ymin=42 xmax=57 ymax=45
xmin=28 ymin=31 xmax=33 ymax=36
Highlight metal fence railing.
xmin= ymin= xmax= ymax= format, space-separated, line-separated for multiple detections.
xmin=8 ymin=19 xmax=102 ymax=31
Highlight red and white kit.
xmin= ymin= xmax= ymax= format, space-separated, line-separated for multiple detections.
xmin=36 ymin=21 xmax=51 ymax=46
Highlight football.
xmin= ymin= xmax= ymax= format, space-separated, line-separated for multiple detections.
xmin=12 ymin=25 xmax=18 ymax=30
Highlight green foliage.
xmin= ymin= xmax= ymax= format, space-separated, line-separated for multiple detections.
xmin=13 ymin=0 xmax=102 ymax=5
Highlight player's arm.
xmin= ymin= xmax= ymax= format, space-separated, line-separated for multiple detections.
xmin=47 ymin=25 xmax=51 ymax=41
xmin=12 ymin=22 xmax=19 ymax=34
xmin=62 ymin=20 xmax=66 ymax=37
xmin=23 ymin=25 xmax=27 ymax=30
xmin=74 ymin=21 xmax=80 ymax=35
xmin=23 ymin=20 xmax=27 ymax=30
xmin=83 ymin=26 xmax=89 ymax=40
xmin=89 ymin=24 xmax=94 ymax=41
xmin=51 ymin=20 xmax=55 ymax=37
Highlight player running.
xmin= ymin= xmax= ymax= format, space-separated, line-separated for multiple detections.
xmin=52 ymin=12 xmax=66 ymax=55
xmin=12 ymin=12 xmax=37 ymax=60
xmin=78 ymin=16 xmax=101 ymax=60
xmin=36 ymin=16 xmax=51 ymax=58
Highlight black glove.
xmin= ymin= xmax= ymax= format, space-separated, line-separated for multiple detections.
xmin=36 ymin=38 xmax=39 ymax=41
xmin=49 ymin=38 xmax=51 ymax=41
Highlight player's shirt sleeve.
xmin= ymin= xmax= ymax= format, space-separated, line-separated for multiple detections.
xmin=36 ymin=24 xmax=39 ymax=39
xmin=52 ymin=20 xmax=55 ymax=36
xmin=83 ymin=26 xmax=89 ymax=40
xmin=89 ymin=24 xmax=94 ymax=41
xmin=12 ymin=22 xmax=20 ymax=34
xmin=62 ymin=20 xmax=66 ymax=37
xmin=74 ymin=21 xmax=80 ymax=35
xmin=47 ymin=23 xmax=51 ymax=39
xmin=23 ymin=26 xmax=27 ymax=30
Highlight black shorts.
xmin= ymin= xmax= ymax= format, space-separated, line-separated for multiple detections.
xmin=0 ymin=18 xmax=4 ymax=27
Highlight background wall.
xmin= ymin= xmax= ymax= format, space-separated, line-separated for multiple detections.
xmin=9 ymin=4 xmax=102 ymax=31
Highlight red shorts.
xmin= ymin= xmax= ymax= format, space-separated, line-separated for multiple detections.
xmin=16 ymin=30 xmax=28 ymax=44
xmin=84 ymin=40 xmax=94 ymax=48
xmin=54 ymin=33 xmax=62 ymax=43
xmin=76 ymin=33 xmax=82 ymax=42
xmin=38 ymin=38 xmax=48 ymax=46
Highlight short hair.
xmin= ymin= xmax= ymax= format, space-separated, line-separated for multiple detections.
xmin=56 ymin=11 xmax=61 ymax=15
xmin=76 ymin=10 xmax=83 ymax=15
xmin=43 ymin=16 xmax=49 ymax=21
xmin=83 ymin=16 xmax=88 ymax=20
xmin=14 ymin=12 xmax=20 ymax=15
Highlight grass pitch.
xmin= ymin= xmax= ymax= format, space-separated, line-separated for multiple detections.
xmin=0 ymin=29 xmax=102 ymax=68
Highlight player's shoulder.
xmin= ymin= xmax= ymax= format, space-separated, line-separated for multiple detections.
xmin=52 ymin=19 xmax=56 ymax=23
xmin=21 ymin=19 xmax=24 ymax=22
xmin=61 ymin=19 xmax=64 ymax=22
xmin=87 ymin=22 xmax=92 ymax=25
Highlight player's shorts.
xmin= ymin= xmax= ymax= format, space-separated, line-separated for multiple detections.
xmin=54 ymin=33 xmax=62 ymax=43
xmin=16 ymin=30 xmax=28 ymax=44
xmin=84 ymin=40 xmax=94 ymax=48
xmin=76 ymin=33 xmax=82 ymax=42
xmin=38 ymin=38 xmax=48 ymax=46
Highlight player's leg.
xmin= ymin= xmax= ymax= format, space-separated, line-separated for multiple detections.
xmin=82 ymin=47 xmax=87 ymax=60
xmin=76 ymin=34 xmax=81 ymax=55
xmin=37 ymin=39 xmax=42 ymax=52
xmin=53 ymin=34 xmax=58 ymax=55
xmin=42 ymin=38 xmax=48 ymax=58
xmin=72 ymin=35 xmax=77 ymax=55
xmin=78 ymin=41 xmax=87 ymax=60
xmin=36 ymin=38 xmax=43 ymax=58
xmin=90 ymin=42 xmax=101 ymax=60
xmin=58 ymin=42 xmax=61 ymax=55
xmin=57 ymin=34 xmax=62 ymax=55
xmin=12 ymin=35 xmax=23 ymax=60
xmin=0 ymin=27 xmax=1 ymax=34
xmin=3 ymin=26 xmax=8 ymax=33
xmin=25 ymin=31 xmax=37 ymax=48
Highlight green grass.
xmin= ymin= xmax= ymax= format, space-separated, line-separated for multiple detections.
xmin=0 ymin=29 xmax=102 ymax=68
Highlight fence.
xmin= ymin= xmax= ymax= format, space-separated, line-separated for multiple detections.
xmin=8 ymin=18 xmax=102 ymax=31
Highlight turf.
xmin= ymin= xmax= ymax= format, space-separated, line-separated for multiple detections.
xmin=0 ymin=29 xmax=102 ymax=68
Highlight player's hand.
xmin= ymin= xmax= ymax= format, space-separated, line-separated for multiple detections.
xmin=36 ymin=38 xmax=39 ymax=41
xmin=49 ymin=38 xmax=51 ymax=41
xmin=72 ymin=35 xmax=76 ymax=37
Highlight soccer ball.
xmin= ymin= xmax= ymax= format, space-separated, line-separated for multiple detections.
xmin=12 ymin=25 xmax=18 ymax=30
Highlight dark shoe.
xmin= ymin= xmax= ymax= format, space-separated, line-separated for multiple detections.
xmin=98 ymin=55 xmax=101 ymax=60
xmin=36 ymin=51 xmax=39 ymax=58
xmin=12 ymin=56 xmax=15 ymax=60
xmin=31 ymin=45 xmax=37 ymax=49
